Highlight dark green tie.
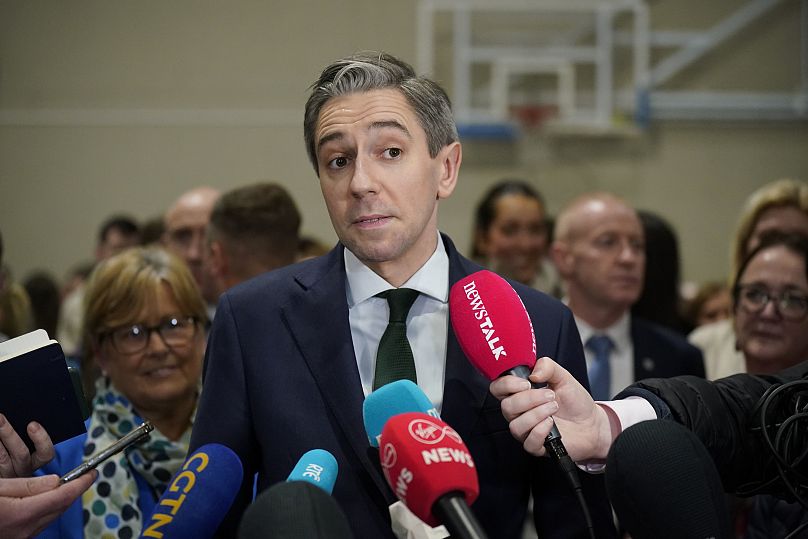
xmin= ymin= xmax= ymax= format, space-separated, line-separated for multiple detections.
xmin=373 ymin=288 xmax=419 ymax=390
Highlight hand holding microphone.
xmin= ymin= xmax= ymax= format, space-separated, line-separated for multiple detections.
xmin=449 ymin=270 xmax=594 ymax=537
xmin=489 ymin=356 xmax=613 ymax=463
xmin=448 ymin=270 xmax=573 ymax=462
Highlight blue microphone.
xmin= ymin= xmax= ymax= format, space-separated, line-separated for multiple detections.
xmin=286 ymin=449 xmax=338 ymax=495
xmin=362 ymin=380 xmax=438 ymax=447
xmin=140 ymin=443 xmax=243 ymax=538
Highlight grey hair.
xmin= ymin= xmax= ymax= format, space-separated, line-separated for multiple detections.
xmin=303 ymin=51 xmax=458 ymax=174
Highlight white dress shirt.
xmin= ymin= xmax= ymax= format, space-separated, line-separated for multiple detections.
xmin=345 ymin=233 xmax=449 ymax=412
xmin=574 ymin=312 xmax=634 ymax=400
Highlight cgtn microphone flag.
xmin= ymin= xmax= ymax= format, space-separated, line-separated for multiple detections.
xmin=140 ymin=443 xmax=243 ymax=538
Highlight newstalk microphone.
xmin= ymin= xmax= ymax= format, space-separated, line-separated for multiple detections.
xmin=449 ymin=269 xmax=593 ymax=536
xmin=139 ymin=443 xmax=243 ymax=538
xmin=379 ymin=412 xmax=488 ymax=539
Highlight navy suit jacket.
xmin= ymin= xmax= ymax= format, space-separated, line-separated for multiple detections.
xmin=189 ymin=234 xmax=615 ymax=538
xmin=631 ymin=317 xmax=705 ymax=382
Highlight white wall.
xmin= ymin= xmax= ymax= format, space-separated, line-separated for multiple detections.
xmin=1 ymin=0 xmax=806 ymax=286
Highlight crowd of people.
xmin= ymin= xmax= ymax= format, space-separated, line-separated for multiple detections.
xmin=0 ymin=51 xmax=806 ymax=538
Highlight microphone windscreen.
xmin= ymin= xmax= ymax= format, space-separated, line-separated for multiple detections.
xmin=286 ymin=449 xmax=338 ymax=495
xmin=449 ymin=270 xmax=536 ymax=380
xmin=363 ymin=379 xmax=439 ymax=447
xmin=379 ymin=412 xmax=479 ymax=527
xmin=140 ymin=443 xmax=243 ymax=539
xmin=238 ymin=481 xmax=354 ymax=539
xmin=605 ymin=419 xmax=732 ymax=539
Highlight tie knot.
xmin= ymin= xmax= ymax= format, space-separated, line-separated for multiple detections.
xmin=378 ymin=288 xmax=420 ymax=323
xmin=586 ymin=334 xmax=613 ymax=356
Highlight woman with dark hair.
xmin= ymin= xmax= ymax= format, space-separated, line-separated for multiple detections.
xmin=631 ymin=210 xmax=691 ymax=335
xmin=472 ymin=179 xmax=561 ymax=296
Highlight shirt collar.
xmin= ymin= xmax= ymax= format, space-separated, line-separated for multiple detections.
xmin=574 ymin=311 xmax=632 ymax=352
xmin=344 ymin=232 xmax=449 ymax=307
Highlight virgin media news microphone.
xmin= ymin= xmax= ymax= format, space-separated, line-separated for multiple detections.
xmin=449 ymin=270 xmax=593 ymax=536
xmin=140 ymin=443 xmax=243 ymax=538
xmin=363 ymin=379 xmax=439 ymax=447
xmin=605 ymin=420 xmax=732 ymax=539
xmin=238 ymin=481 xmax=354 ymax=539
xmin=379 ymin=412 xmax=487 ymax=539
xmin=286 ymin=448 xmax=338 ymax=494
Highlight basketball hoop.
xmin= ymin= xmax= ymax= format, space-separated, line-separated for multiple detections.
xmin=510 ymin=104 xmax=558 ymax=130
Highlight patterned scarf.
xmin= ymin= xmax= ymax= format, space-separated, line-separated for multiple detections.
xmin=82 ymin=377 xmax=192 ymax=539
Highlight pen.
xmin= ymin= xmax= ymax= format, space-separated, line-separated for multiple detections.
xmin=59 ymin=421 xmax=154 ymax=484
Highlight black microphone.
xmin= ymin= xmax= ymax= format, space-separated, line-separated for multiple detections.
xmin=605 ymin=419 xmax=732 ymax=539
xmin=237 ymin=481 xmax=354 ymax=539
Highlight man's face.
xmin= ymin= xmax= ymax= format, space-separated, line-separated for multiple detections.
xmin=556 ymin=200 xmax=645 ymax=311
xmin=164 ymin=200 xmax=214 ymax=285
xmin=314 ymin=89 xmax=460 ymax=284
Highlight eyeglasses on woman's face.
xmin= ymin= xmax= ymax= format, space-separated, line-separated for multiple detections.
xmin=101 ymin=316 xmax=199 ymax=355
xmin=734 ymin=285 xmax=808 ymax=322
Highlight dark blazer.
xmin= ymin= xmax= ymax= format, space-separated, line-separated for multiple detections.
xmin=631 ymin=316 xmax=706 ymax=382
xmin=189 ymin=234 xmax=615 ymax=538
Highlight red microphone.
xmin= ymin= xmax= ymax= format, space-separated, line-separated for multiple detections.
xmin=449 ymin=270 xmax=594 ymax=537
xmin=379 ymin=412 xmax=488 ymax=539
xmin=448 ymin=269 xmax=537 ymax=381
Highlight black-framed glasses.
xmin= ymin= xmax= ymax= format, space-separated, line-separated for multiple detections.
xmin=734 ymin=285 xmax=808 ymax=322
xmin=101 ymin=316 xmax=199 ymax=355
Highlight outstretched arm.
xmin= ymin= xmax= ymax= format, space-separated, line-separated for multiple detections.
xmin=489 ymin=357 xmax=620 ymax=462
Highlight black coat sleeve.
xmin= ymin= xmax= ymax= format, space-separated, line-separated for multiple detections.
xmin=616 ymin=361 xmax=808 ymax=496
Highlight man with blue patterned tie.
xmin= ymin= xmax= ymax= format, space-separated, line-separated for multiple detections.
xmin=551 ymin=193 xmax=705 ymax=399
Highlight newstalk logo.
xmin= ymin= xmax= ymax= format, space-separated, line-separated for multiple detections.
xmin=462 ymin=280 xmax=507 ymax=361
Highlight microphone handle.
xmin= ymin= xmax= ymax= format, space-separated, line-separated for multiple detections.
xmin=504 ymin=365 xmax=595 ymax=539
xmin=432 ymin=492 xmax=489 ymax=539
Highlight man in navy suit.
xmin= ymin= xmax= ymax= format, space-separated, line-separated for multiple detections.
xmin=189 ymin=52 xmax=615 ymax=538
xmin=551 ymin=192 xmax=704 ymax=401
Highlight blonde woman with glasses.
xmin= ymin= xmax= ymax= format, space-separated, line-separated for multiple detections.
xmin=35 ymin=247 xmax=208 ymax=539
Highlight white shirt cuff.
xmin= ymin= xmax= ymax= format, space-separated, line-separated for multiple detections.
xmin=577 ymin=397 xmax=658 ymax=474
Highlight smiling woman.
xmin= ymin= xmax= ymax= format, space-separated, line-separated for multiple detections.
xmin=471 ymin=180 xmax=559 ymax=296
xmin=35 ymin=247 xmax=209 ymax=539
xmin=731 ymin=233 xmax=808 ymax=375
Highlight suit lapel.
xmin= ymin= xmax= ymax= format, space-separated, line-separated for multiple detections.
xmin=440 ymin=235 xmax=492 ymax=436
xmin=281 ymin=247 xmax=392 ymax=500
